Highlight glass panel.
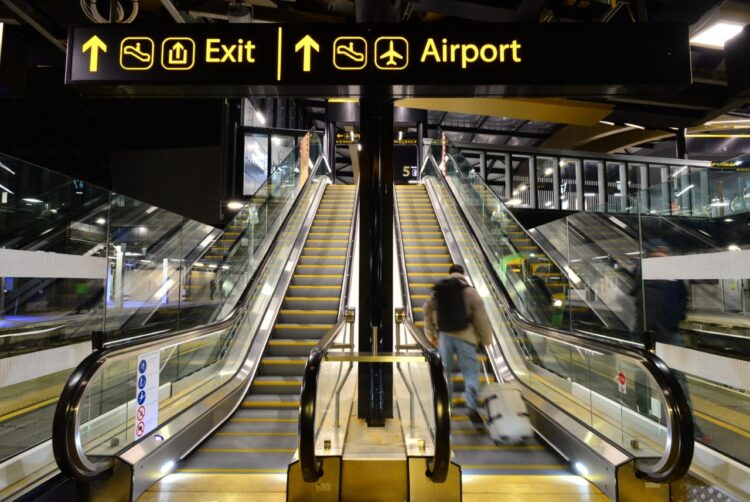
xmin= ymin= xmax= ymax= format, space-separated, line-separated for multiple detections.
xmin=560 ymin=158 xmax=579 ymax=211
xmin=486 ymin=153 xmax=508 ymax=199
xmin=243 ymin=133 xmax=269 ymax=196
xmin=509 ymin=155 xmax=532 ymax=208
xmin=583 ymin=160 xmax=602 ymax=211
xmin=605 ymin=161 xmax=627 ymax=213
xmin=536 ymin=156 xmax=557 ymax=210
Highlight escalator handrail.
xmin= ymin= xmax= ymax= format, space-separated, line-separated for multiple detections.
xmin=402 ymin=320 xmax=452 ymax=482
xmin=298 ymin=185 xmax=359 ymax=483
xmin=425 ymin=167 xmax=694 ymax=483
xmin=53 ymin=169 xmax=325 ymax=482
xmin=391 ymin=185 xmax=451 ymax=483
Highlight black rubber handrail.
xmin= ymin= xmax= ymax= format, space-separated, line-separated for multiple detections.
xmin=427 ymin=165 xmax=694 ymax=483
xmin=298 ymin=186 xmax=359 ymax=483
xmin=53 ymin=165 xmax=323 ymax=481
xmin=402 ymin=320 xmax=452 ymax=482
xmin=392 ymin=184 xmax=452 ymax=482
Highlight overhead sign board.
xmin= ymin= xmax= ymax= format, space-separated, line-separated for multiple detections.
xmin=66 ymin=24 xmax=690 ymax=93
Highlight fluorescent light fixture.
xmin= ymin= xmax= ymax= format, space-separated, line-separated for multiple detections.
xmin=255 ymin=110 xmax=266 ymax=125
xmin=706 ymin=118 xmax=750 ymax=125
xmin=599 ymin=120 xmax=615 ymax=126
xmin=553 ymin=299 xmax=563 ymax=307
xmin=690 ymin=21 xmax=744 ymax=49
xmin=675 ymin=184 xmax=694 ymax=197
xmin=208 ymin=264 xmax=218 ymax=269
xmin=227 ymin=201 xmax=244 ymax=210
xmin=0 ymin=183 xmax=14 ymax=194
xmin=0 ymin=22 xmax=4 ymax=66
xmin=350 ymin=130 xmax=355 ymax=142
xmin=398 ymin=131 xmax=403 ymax=141
xmin=221 ymin=265 xmax=229 ymax=270
xmin=529 ymin=253 xmax=535 ymax=258
xmin=22 ymin=198 xmax=43 ymax=203
xmin=96 ymin=217 xmax=106 ymax=225
xmin=671 ymin=166 xmax=688 ymax=177
xmin=146 ymin=206 xmax=158 ymax=214
xmin=543 ymin=168 xmax=553 ymax=176
xmin=584 ymin=193 xmax=597 ymax=197
xmin=728 ymin=244 xmax=741 ymax=252
xmin=506 ymin=198 xmax=522 ymax=206
xmin=357 ymin=143 xmax=362 ymax=151
xmin=0 ymin=161 xmax=14 ymax=175
xmin=724 ymin=218 xmax=734 ymax=222
xmin=574 ymin=462 xmax=590 ymax=476
xmin=624 ymin=122 xmax=645 ymax=130
xmin=608 ymin=216 xmax=628 ymax=229
xmin=710 ymin=201 xmax=729 ymax=207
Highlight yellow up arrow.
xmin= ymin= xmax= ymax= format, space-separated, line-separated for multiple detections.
xmin=82 ymin=35 xmax=107 ymax=73
xmin=294 ymin=35 xmax=319 ymax=73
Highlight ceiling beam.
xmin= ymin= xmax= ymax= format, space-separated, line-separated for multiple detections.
xmin=0 ymin=0 xmax=65 ymax=51
xmin=428 ymin=123 xmax=545 ymax=139
xmin=397 ymin=98 xmax=613 ymax=126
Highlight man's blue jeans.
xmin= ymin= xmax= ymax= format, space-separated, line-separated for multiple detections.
xmin=438 ymin=332 xmax=479 ymax=411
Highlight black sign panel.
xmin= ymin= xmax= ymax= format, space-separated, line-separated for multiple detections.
xmin=66 ymin=24 xmax=690 ymax=91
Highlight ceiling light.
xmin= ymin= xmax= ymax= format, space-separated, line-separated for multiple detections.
xmin=690 ymin=21 xmax=744 ymax=49
xmin=624 ymin=123 xmax=645 ymax=130
xmin=728 ymin=244 xmax=741 ymax=252
xmin=544 ymin=168 xmax=553 ymax=176
xmin=23 ymin=198 xmax=43 ymax=204
xmin=398 ymin=131 xmax=403 ymax=141
xmin=724 ymin=218 xmax=734 ymax=223
xmin=96 ymin=218 xmax=106 ymax=225
xmin=0 ymin=183 xmax=14 ymax=194
xmin=227 ymin=201 xmax=244 ymax=210
xmin=0 ymin=161 xmax=15 ymax=175
xmin=599 ymin=120 xmax=615 ymax=126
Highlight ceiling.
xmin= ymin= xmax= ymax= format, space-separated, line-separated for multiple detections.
xmin=1 ymin=0 xmax=748 ymax=159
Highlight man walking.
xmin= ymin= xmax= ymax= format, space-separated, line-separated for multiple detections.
xmin=423 ymin=264 xmax=492 ymax=426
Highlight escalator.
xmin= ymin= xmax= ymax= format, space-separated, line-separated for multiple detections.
xmin=395 ymin=185 xmax=570 ymax=476
xmin=429 ymin=139 xmax=750 ymax=501
xmin=177 ymin=184 xmax=355 ymax=475
xmin=47 ymin=172 xmax=357 ymax=501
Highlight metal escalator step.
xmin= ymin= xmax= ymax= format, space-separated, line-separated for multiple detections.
xmin=282 ymin=297 xmax=339 ymax=310
xmin=266 ymin=339 xmax=319 ymax=357
xmin=251 ymin=376 xmax=303 ymax=395
xmin=291 ymin=274 xmax=343 ymax=286
xmin=272 ymin=324 xmax=333 ymax=339
xmin=242 ymin=394 xmax=300 ymax=409
xmin=276 ymin=310 xmax=338 ymax=324
xmin=406 ymin=263 xmax=452 ymax=273
xmin=302 ymin=247 xmax=348 ymax=254
xmin=258 ymin=357 xmax=307 ymax=376
xmin=296 ymin=264 xmax=345 ymax=269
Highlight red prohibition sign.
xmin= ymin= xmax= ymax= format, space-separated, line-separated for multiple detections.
xmin=136 ymin=421 xmax=145 ymax=437
xmin=137 ymin=406 xmax=146 ymax=421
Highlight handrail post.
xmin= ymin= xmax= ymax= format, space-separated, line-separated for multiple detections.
xmin=395 ymin=307 xmax=405 ymax=352
xmin=335 ymin=308 xmax=357 ymax=428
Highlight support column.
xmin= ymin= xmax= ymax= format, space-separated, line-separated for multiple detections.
xmin=478 ymin=150 xmax=486 ymax=180
xmin=357 ymin=96 xmax=394 ymax=426
xmin=675 ymin=127 xmax=688 ymax=160
xmin=416 ymin=121 xmax=425 ymax=178
xmin=327 ymin=120 xmax=337 ymax=182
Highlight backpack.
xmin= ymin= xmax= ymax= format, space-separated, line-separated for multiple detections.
xmin=434 ymin=277 xmax=470 ymax=331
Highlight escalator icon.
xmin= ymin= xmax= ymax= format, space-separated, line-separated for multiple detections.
xmin=333 ymin=36 xmax=367 ymax=70
xmin=119 ymin=37 xmax=154 ymax=70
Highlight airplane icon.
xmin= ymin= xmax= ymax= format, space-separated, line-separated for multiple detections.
xmin=375 ymin=37 xmax=408 ymax=70
xmin=379 ymin=41 xmax=403 ymax=66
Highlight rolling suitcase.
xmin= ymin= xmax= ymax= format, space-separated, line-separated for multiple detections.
xmin=478 ymin=363 xmax=534 ymax=445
